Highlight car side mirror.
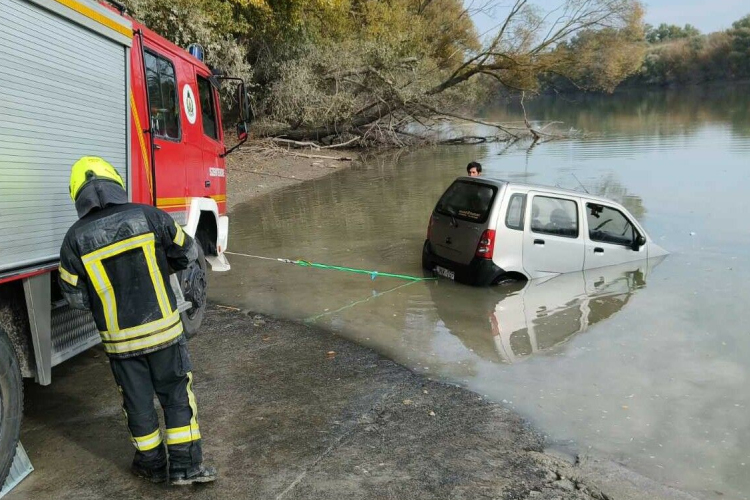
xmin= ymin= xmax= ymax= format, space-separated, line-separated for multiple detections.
xmin=236 ymin=83 xmax=251 ymax=122
xmin=237 ymin=122 xmax=248 ymax=141
xmin=632 ymin=234 xmax=647 ymax=251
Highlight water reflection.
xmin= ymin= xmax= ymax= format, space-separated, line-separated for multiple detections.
xmin=430 ymin=258 xmax=661 ymax=365
xmin=486 ymin=83 xmax=750 ymax=139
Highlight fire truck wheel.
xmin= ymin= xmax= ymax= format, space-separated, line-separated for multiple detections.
xmin=0 ymin=329 xmax=22 ymax=486
xmin=180 ymin=241 xmax=208 ymax=339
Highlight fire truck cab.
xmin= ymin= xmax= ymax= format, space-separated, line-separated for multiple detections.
xmin=0 ymin=0 xmax=247 ymax=490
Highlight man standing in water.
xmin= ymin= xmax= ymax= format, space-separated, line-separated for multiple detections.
xmin=58 ymin=156 xmax=216 ymax=486
xmin=467 ymin=161 xmax=482 ymax=176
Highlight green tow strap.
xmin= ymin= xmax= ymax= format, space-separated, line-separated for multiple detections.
xmin=296 ymin=260 xmax=434 ymax=281
xmin=225 ymin=252 xmax=436 ymax=282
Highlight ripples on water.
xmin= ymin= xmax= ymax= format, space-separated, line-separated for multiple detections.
xmin=214 ymin=84 xmax=750 ymax=499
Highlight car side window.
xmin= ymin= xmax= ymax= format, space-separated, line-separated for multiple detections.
xmin=505 ymin=194 xmax=526 ymax=230
xmin=197 ymin=75 xmax=218 ymax=140
xmin=587 ymin=203 xmax=635 ymax=246
xmin=144 ymin=51 xmax=180 ymax=140
xmin=530 ymin=196 xmax=579 ymax=238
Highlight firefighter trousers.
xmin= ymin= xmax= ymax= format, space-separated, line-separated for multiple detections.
xmin=109 ymin=336 xmax=203 ymax=472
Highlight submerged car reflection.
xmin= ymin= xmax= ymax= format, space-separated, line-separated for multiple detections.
xmin=428 ymin=258 xmax=664 ymax=364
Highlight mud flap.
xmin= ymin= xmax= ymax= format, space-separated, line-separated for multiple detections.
xmin=206 ymin=254 xmax=230 ymax=272
xmin=0 ymin=443 xmax=33 ymax=498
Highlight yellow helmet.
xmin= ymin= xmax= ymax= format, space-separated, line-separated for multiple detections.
xmin=69 ymin=156 xmax=125 ymax=201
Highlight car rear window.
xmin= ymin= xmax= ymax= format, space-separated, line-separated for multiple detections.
xmin=435 ymin=181 xmax=497 ymax=223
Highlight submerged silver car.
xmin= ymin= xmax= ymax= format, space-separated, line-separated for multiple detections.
xmin=422 ymin=177 xmax=668 ymax=285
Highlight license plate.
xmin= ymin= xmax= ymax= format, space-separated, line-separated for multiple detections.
xmin=435 ymin=266 xmax=455 ymax=280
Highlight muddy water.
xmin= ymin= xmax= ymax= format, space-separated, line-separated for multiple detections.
xmin=213 ymin=84 xmax=750 ymax=499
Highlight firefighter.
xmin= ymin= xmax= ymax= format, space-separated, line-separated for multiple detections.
xmin=58 ymin=156 xmax=216 ymax=485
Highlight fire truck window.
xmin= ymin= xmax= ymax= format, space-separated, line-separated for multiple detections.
xmin=144 ymin=51 xmax=180 ymax=140
xmin=197 ymin=76 xmax=218 ymax=140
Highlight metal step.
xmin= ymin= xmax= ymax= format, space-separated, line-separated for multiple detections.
xmin=50 ymin=304 xmax=100 ymax=368
xmin=0 ymin=443 xmax=34 ymax=498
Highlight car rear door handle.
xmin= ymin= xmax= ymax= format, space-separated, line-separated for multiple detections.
xmin=594 ymin=247 xmax=604 ymax=254
xmin=534 ymin=239 xmax=545 ymax=246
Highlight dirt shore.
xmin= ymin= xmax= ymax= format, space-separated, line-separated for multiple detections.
xmin=225 ymin=141 xmax=358 ymax=212
xmin=10 ymin=308 xmax=696 ymax=500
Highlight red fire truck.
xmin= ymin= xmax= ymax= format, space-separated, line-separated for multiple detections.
xmin=0 ymin=0 xmax=248 ymax=488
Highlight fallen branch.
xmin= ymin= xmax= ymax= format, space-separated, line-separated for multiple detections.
xmin=320 ymin=136 xmax=361 ymax=149
xmin=270 ymin=138 xmax=323 ymax=149
xmin=439 ymin=135 xmax=489 ymax=144
xmin=239 ymin=146 xmax=353 ymax=162
xmin=520 ymin=92 xmax=540 ymax=142
xmin=286 ymin=152 xmax=353 ymax=161
xmin=270 ymin=135 xmax=362 ymax=150
xmin=420 ymin=105 xmax=520 ymax=139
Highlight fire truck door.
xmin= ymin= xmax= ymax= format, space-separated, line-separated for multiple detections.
xmin=144 ymin=50 xmax=187 ymax=208
xmin=195 ymin=73 xmax=225 ymax=206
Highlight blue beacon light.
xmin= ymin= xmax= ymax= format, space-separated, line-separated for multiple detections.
xmin=187 ymin=43 xmax=205 ymax=62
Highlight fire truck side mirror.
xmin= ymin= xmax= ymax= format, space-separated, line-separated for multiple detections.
xmin=236 ymin=83 xmax=251 ymax=123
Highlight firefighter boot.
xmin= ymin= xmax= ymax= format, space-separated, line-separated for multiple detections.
xmin=131 ymin=463 xmax=168 ymax=484
xmin=130 ymin=442 xmax=168 ymax=483
xmin=169 ymin=464 xmax=217 ymax=486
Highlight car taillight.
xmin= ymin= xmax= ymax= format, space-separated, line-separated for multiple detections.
xmin=427 ymin=214 xmax=434 ymax=239
xmin=475 ymin=229 xmax=496 ymax=259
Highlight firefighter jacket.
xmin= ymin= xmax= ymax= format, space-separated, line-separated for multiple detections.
xmin=58 ymin=180 xmax=198 ymax=359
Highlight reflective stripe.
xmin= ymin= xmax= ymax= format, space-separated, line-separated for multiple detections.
xmin=132 ymin=429 xmax=162 ymax=451
xmin=100 ymin=310 xmax=180 ymax=342
xmin=82 ymin=233 xmax=175 ymax=338
xmin=53 ymin=0 xmax=133 ymax=38
xmin=157 ymin=197 xmax=188 ymax=209
xmin=58 ymin=265 xmax=78 ymax=286
xmin=173 ymin=222 xmax=185 ymax=246
xmin=130 ymin=91 xmax=152 ymax=196
xmin=103 ymin=321 xmax=183 ymax=355
xmin=86 ymin=261 xmax=119 ymax=332
xmin=142 ymin=240 xmax=172 ymax=319
xmin=82 ymin=233 xmax=155 ymax=264
xmin=187 ymin=372 xmax=199 ymax=429
xmin=165 ymin=424 xmax=201 ymax=445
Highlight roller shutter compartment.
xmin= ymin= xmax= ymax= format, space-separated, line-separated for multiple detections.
xmin=0 ymin=0 xmax=131 ymax=272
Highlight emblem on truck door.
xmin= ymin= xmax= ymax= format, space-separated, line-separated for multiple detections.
xmin=183 ymin=84 xmax=197 ymax=124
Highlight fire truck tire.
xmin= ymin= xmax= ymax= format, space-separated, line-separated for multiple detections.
xmin=180 ymin=241 xmax=208 ymax=339
xmin=0 ymin=328 xmax=22 ymax=486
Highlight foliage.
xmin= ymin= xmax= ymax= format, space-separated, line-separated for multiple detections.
xmin=644 ymin=23 xmax=700 ymax=44
xmin=728 ymin=15 xmax=750 ymax=76
xmin=627 ymin=13 xmax=750 ymax=87
xmin=555 ymin=3 xmax=646 ymax=92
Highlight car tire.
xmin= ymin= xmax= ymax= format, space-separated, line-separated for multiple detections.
xmin=421 ymin=240 xmax=433 ymax=271
xmin=0 ymin=328 xmax=22 ymax=486
xmin=180 ymin=241 xmax=208 ymax=339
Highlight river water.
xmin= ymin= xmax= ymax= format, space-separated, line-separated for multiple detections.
xmin=212 ymin=84 xmax=750 ymax=499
